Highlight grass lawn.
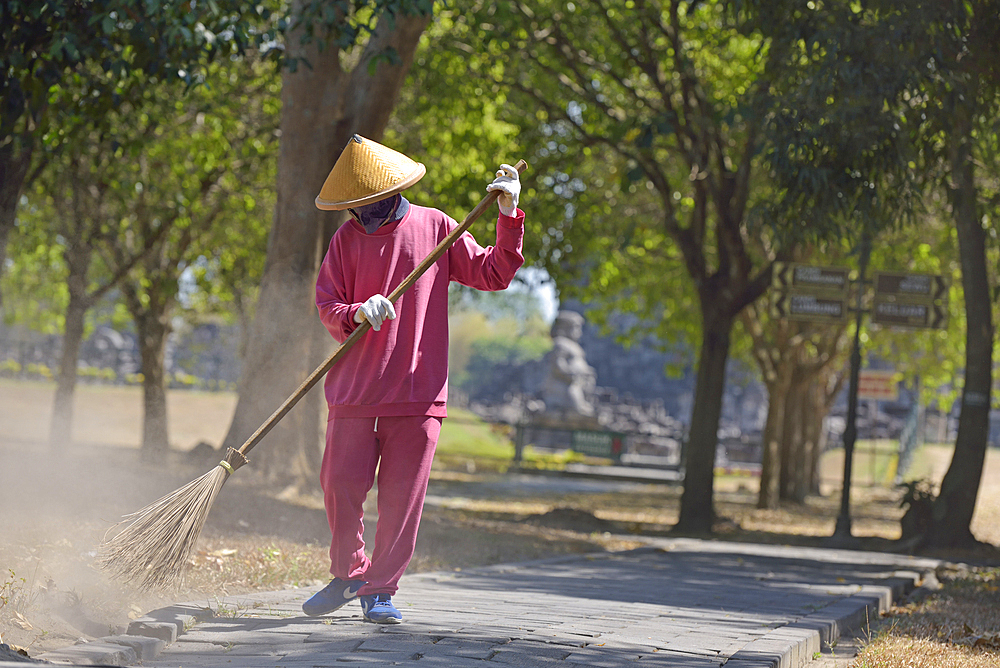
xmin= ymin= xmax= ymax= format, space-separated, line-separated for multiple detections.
xmin=434 ymin=406 xmax=515 ymax=469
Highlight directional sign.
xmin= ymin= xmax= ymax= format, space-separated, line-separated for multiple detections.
xmin=771 ymin=292 xmax=848 ymax=323
xmin=771 ymin=262 xmax=850 ymax=322
xmin=874 ymin=271 xmax=949 ymax=302
xmin=871 ymin=298 xmax=948 ymax=329
xmin=773 ymin=262 xmax=850 ymax=295
xmin=872 ymin=271 xmax=949 ymax=329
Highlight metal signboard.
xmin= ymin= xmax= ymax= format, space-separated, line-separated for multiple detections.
xmin=772 ymin=262 xmax=850 ymax=295
xmin=772 ymin=292 xmax=849 ymax=323
xmin=771 ymin=262 xmax=850 ymax=323
xmin=571 ymin=430 xmax=625 ymax=462
xmin=871 ymin=299 xmax=948 ymax=329
xmin=874 ymin=271 xmax=949 ymax=302
xmin=872 ymin=271 xmax=949 ymax=329
xmin=857 ymin=369 xmax=899 ymax=402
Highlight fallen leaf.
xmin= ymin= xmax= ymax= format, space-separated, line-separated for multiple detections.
xmin=13 ymin=612 xmax=32 ymax=630
xmin=8 ymin=643 xmax=30 ymax=657
xmin=953 ymin=631 xmax=1000 ymax=650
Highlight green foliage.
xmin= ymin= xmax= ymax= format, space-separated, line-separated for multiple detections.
xmin=386 ymin=9 xmax=521 ymax=230
xmin=447 ymin=287 xmax=551 ymax=395
xmin=459 ymin=334 xmax=551 ymax=397
xmin=739 ymin=0 xmax=925 ymax=244
xmin=448 ymin=281 xmax=551 ymax=329
xmin=433 ymin=1 xmax=777 ymax=354
xmin=283 ymin=0 xmax=434 ymax=72
xmin=1 ymin=212 xmax=68 ymax=334
xmin=77 ymin=365 xmax=118 ymax=384
xmin=861 ymin=218 xmax=971 ymax=411
xmin=174 ymin=60 xmax=278 ymax=330
xmin=25 ymin=363 xmax=53 ymax=380
xmin=0 ymin=569 xmax=31 ymax=616
xmin=516 ymin=447 xmax=587 ymax=470
xmin=107 ymin=57 xmax=275 ymax=318
xmin=5 ymin=55 xmax=276 ymax=400
xmin=0 ymin=0 xmax=269 ymax=146
xmin=742 ymin=0 xmax=999 ymax=244
xmin=747 ymin=0 xmax=1000 ymax=410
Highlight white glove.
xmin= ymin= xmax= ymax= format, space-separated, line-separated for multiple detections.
xmin=354 ymin=294 xmax=396 ymax=331
xmin=486 ymin=163 xmax=520 ymax=216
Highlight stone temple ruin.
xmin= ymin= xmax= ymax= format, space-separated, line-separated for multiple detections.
xmin=473 ymin=309 xmax=688 ymax=464
xmin=527 ymin=311 xmax=600 ymax=429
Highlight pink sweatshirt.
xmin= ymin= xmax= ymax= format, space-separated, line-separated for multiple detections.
xmin=316 ymin=204 xmax=525 ymax=418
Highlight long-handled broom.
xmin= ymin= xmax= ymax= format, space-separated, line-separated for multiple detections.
xmin=99 ymin=159 xmax=527 ymax=590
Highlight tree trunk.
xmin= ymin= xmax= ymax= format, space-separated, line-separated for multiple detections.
xmin=0 ymin=139 xmax=33 ymax=312
xmin=49 ymin=297 xmax=86 ymax=448
xmin=289 ymin=218 xmax=345 ymax=493
xmin=286 ymin=315 xmax=331 ymax=492
xmin=48 ymin=273 xmax=91 ymax=448
xmin=676 ymin=311 xmax=733 ymax=533
xmin=778 ymin=372 xmax=802 ymax=502
xmin=805 ymin=380 xmax=828 ymax=496
xmin=122 ymin=280 xmax=174 ymax=457
xmin=136 ymin=307 xmax=172 ymax=457
xmin=792 ymin=380 xmax=819 ymax=503
xmin=929 ymin=107 xmax=993 ymax=548
xmin=220 ymin=16 xmax=342 ymax=480
xmin=221 ymin=8 xmax=430 ymax=486
xmin=758 ymin=362 xmax=793 ymax=509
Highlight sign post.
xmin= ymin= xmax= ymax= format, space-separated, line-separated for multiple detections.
xmin=832 ymin=239 xmax=870 ymax=541
xmin=769 ymin=256 xmax=948 ymax=542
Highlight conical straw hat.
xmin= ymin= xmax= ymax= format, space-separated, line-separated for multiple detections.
xmin=315 ymin=134 xmax=426 ymax=211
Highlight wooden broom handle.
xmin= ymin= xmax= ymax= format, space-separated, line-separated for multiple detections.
xmin=232 ymin=159 xmax=528 ymax=462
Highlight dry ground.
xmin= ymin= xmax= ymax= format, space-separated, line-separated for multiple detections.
xmin=1 ymin=379 xmax=998 ymax=664
xmin=854 ymin=565 xmax=1000 ymax=668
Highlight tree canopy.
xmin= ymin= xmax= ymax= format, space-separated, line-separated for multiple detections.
xmin=0 ymin=0 xmax=271 ymax=307
xmin=444 ymin=0 xmax=777 ymax=532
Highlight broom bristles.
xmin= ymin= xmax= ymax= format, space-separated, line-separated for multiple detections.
xmin=99 ymin=464 xmax=231 ymax=591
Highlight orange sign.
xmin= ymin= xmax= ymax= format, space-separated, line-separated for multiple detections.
xmin=858 ymin=370 xmax=898 ymax=401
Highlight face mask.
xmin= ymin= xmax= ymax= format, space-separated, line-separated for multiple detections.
xmin=351 ymin=194 xmax=406 ymax=234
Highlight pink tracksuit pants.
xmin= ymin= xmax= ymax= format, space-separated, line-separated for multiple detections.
xmin=320 ymin=415 xmax=441 ymax=596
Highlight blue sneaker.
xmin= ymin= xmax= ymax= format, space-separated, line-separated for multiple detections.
xmin=302 ymin=578 xmax=367 ymax=616
xmin=360 ymin=594 xmax=402 ymax=624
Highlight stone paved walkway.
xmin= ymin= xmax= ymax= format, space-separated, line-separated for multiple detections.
xmin=32 ymin=539 xmax=942 ymax=668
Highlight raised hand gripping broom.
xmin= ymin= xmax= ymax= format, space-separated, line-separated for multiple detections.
xmin=99 ymin=159 xmax=527 ymax=590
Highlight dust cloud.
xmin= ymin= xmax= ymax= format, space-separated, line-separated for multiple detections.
xmin=0 ymin=392 xmax=231 ymax=655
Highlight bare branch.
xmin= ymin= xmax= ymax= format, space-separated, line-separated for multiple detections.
xmin=728 ymin=259 xmax=775 ymax=317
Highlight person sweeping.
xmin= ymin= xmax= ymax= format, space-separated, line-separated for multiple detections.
xmin=302 ymin=135 xmax=524 ymax=624
xmin=97 ymin=139 xmax=525 ymax=593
